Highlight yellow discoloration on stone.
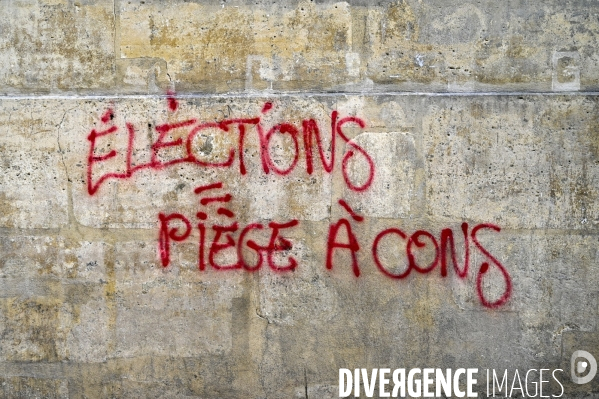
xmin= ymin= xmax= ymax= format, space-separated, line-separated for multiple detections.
xmin=0 ymin=298 xmax=63 ymax=362
xmin=120 ymin=2 xmax=352 ymax=91
xmin=0 ymin=2 xmax=115 ymax=90
xmin=404 ymin=283 xmax=439 ymax=331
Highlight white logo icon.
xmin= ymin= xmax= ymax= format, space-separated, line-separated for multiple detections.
xmin=571 ymin=350 xmax=597 ymax=384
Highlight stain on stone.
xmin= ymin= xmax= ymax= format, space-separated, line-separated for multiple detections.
xmin=0 ymin=298 xmax=62 ymax=362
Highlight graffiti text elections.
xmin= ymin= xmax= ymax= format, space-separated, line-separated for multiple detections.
xmin=86 ymin=97 xmax=512 ymax=309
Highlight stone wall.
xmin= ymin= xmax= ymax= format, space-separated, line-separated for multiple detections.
xmin=0 ymin=1 xmax=598 ymax=398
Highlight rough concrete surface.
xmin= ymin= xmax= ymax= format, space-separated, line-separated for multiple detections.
xmin=0 ymin=0 xmax=598 ymax=398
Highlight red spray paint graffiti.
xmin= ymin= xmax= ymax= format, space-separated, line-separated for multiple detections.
xmin=329 ymin=203 xmax=512 ymax=308
xmin=87 ymin=94 xmax=512 ymax=309
xmin=86 ymin=98 xmax=374 ymax=196
xmin=158 ymin=182 xmax=299 ymax=273
xmin=369 ymin=223 xmax=510 ymax=308
xmin=156 ymin=188 xmax=512 ymax=308
xmin=326 ymin=200 xmax=363 ymax=277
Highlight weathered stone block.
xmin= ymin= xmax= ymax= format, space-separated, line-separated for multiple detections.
xmin=0 ymin=101 xmax=69 ymax=228
xmin=424 ymin=96 xmax=599 ymax=229
xmin=114 ymin=240 xmax=244 ymax=357
xmin=0 ymin=377 xmax=68 ymax=399
xmin=0 ymin=1 xmax=115 ymax=92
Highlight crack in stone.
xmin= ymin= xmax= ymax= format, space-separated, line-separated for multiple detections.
xmin=304 ymin=368 xmax=309 ymax=399
xmin=56 ymin=107 xmax=77 ymax=227
xmin=56 ymin=108 xmax=76 ymax=184
xmin=255 ymin=309 xmax=272 ymax=324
